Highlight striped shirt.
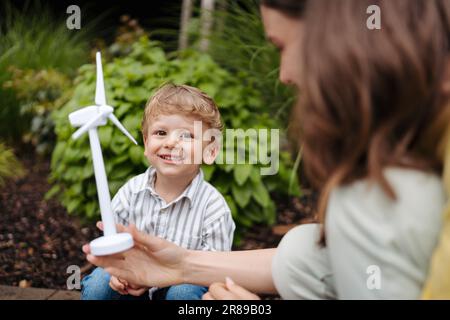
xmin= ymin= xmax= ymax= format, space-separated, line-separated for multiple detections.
xmin=111 ymin=166 xmax=235 ymax=251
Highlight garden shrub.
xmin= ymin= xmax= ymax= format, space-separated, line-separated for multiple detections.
xmin=49 ymin=37 xmax=300 ymax=240
xmin=3 ymin=67 xmax=72 ymax=156
xmin=0 ymin=142 xmax=25 ymax=187
xmin=0 ymin=1 xmax=98 ymax=141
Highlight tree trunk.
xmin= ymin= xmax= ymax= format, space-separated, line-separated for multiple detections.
xmin=200 ymin=0 xmax=215 ymax=52
xmin=179 ymin=0 xmax=194 ymax=51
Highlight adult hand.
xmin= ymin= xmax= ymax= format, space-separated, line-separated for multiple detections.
xmin=203 ymin=277 xmax=260 ymax=300
xmin=83 ymin=222 xmax=187 ymax=288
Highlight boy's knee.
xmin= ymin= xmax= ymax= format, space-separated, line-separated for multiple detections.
xmin=81 ymin=267 xmax=117 ymax=300
xmin=165 ymin=284 xmax=208 ymax=300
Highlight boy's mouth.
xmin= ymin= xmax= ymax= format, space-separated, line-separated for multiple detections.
xmin=157 ymin=154 xmax=185 ymax=163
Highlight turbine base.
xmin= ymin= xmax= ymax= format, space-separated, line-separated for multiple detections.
xmin=90 ymin=233 xmax=134 ymax=256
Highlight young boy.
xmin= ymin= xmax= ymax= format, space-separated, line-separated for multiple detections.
xmin=81 ymin=84 xmax=235 ymax=300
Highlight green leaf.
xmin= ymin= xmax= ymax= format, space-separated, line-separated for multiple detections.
xmin=85 ymin=201 xmax=98 ymax=219
xmin=109 ymin=180 xmax=125 ymax=196
xmin=82 ymin=164 xmax=94 ymax=179
xmin=116 ymin=102 xmax=133 ymax=118
xmin=44 ymin=184 xmax=60 ymax=200
xmin=231 ymin=182 xmax=252 ymax=208
xmin=129 ymin=145 xmax=144 ymax=165
xmin=67 ymin=183 xmax=83 ymax=197
xmin=233 ymin=164 xmax=252 ymax=186
xmin=201 ymin=164 xmax=215 ymax=181
xmin=98 ymin=126 xmax=113 ymax=148
xmin=263 ymin=200 xmax=277 ymax=225
xmin=109 ymin=164 xmax=133 ymax=180
xmin=214 ymin=171 xmax=233 ymax=194
xmin=111 ymin=153 xmax=129 ymax=165
xmin=67 ymin=198 xmax=81 ymax=214
xmin=224 ymin=195 xmax=238 ymax=219
xmin=110 ymin=134 xmax=129 ymax=154
xmin=252 ymin=180 xmax=270 ymax=208
xmin=124 ymin=87 xmax=149 ymax=103
xmin=249 ymin=166 xmax=262 ymax=183
xmin=235 ymin=214 xmax=253 ymax=228
xmin=222 ymin=163 xmax=234 ymax=173
xmin=122 ymin=114 xmax=142 ymax=132
xmin=243 ymin=202 xmax=265 ymax=223
xmin=51 ymin=142 xmax=66 ymax=166
xmin=64 ymin=147 xmax=83 ymax=163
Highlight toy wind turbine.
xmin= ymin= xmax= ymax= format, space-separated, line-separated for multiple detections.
xmin=69 ymin=52 xmax=136 ymax=256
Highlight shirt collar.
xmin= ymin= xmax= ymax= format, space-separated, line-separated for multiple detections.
xmin=134 ymin=166 xmax=204 ymax=209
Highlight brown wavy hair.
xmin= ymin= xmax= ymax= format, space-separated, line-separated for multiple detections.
xmin=262 ymin=0 xmax=450 ymax=244
xmin=142 ymin=83 xmax=223 ymax=138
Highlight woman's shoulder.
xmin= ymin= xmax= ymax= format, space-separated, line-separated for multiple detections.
xmin=330 ymin=167 xmax=446 ymax=222
xmin=325 ymin=168 xmax=446 ymax=298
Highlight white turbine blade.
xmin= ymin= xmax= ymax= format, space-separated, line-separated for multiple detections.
xmin=108 ymin=114 xmax=138 ymax=145
xmin=72 ymin=112 xmax=104 ymax=140
xmin=95 ymin=52 xmax=107 ymax=106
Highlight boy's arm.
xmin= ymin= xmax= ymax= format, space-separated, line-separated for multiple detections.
xmin=202 ymin=194 xmax=236 ymax=251
xmin=202 ymin=213 xmax=235 ymax=251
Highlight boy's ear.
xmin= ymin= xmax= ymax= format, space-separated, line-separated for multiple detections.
xmin=203 ymin=141 xmax=219 ymax=165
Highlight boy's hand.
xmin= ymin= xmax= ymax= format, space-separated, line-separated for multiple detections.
xmin=126 ymin=283 xmax=149 ymax=297
xmin=109 ymin=275 xmax=128 ymax=295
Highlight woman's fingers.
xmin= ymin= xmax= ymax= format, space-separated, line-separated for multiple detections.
xmin=202 ymin=292 xmax=214 ymax=300
xmin=207 ymin=282 xmax=235 ymax=300
xmin=206 ymin=278 xmax=260 ymax=300
xmin=127 ymin=224 xmax=164 ymax=252
xmin=96 ymin=221 xmax=103 ymax=231
xmin=84 ymin=223 xmax=129 ymax=255
xmin=85 ymin=223 xmax=186 ymax=289
xmin=96 ymin=221 xmax=127 ymax=233
xmin=82 ymin=244 xmax=90 ymax=254
xmin=86 ymin=253 xmax=125 ymax=272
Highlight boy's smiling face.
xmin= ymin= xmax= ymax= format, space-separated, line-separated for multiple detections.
xmin=143 ymin=114 xmax=219 ymax=178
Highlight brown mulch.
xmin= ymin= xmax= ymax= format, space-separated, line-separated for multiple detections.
xmin=0 ymin=145 xmax=101 ymax=289
xmin=0 ymin=145 xmax=317 ymax=291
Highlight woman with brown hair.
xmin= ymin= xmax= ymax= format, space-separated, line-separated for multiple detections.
xmin=84 ymin=0 xmax=450 ymax=299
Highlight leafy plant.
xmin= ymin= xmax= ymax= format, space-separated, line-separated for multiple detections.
xmin=3 ymin=67 xmax=72 ymax=156
xmin=0 ymin=142 xmax=25 ymax=187
xmin=49 ymin=37 xmax=299 ymax=240
xmin=0 ymin=1 xmax=99 ymax=141
xmin=155 ymin=0 xmax=296 ymax=124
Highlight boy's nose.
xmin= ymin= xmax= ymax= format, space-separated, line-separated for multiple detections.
xmin=164 ymin=133 xmax=179 ymax=148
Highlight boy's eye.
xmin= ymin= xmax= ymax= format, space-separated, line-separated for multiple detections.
xmin=154 ymin=130 xmax=166 ymax=136
xmin=180 ymin=131 xmax=194 ymax=140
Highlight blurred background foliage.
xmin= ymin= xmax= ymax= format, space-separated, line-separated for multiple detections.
xmin=0 ymin=142 xmax=26 ymax=188
xmin=0 ymin=1 xmax=100 ymax=142
xmin=1 ymin=0 xmax=301 ymax=243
